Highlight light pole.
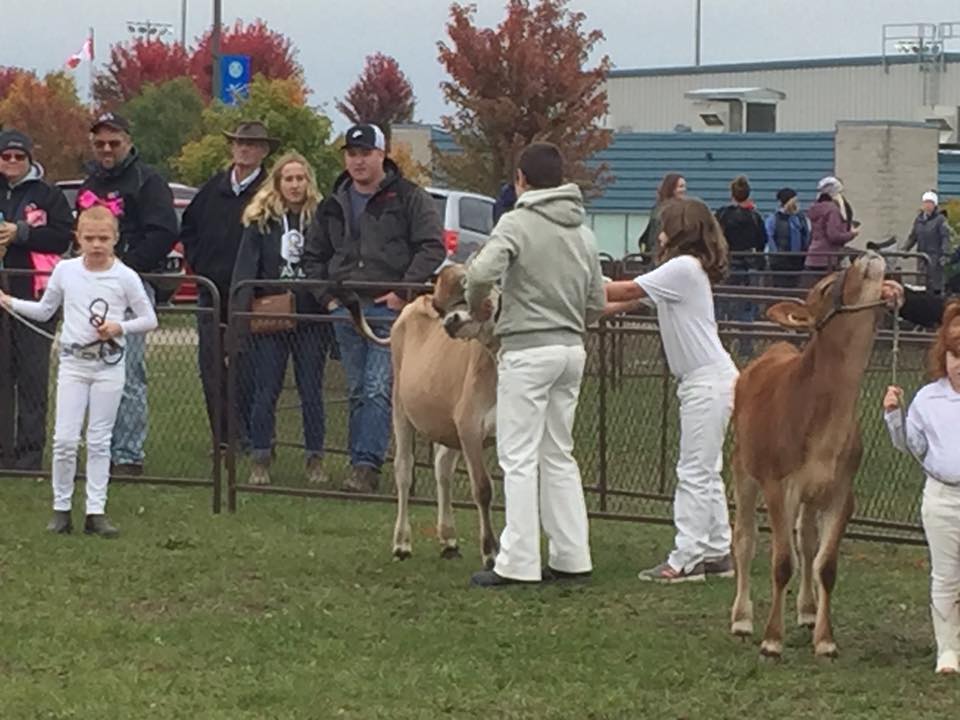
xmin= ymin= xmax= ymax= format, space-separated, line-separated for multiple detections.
xmin=694 ymin=0 xmax=702 ymax=66
xmin=211 ymin=0 xmax=222 ymax=101
xmin=181 ymin=0 xmax=188 ymax=46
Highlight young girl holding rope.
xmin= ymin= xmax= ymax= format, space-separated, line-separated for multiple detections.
xmin=604 ymin=197 xmax=737 ymax=583
xmin=0 ymin=205 xmax=157 ymax=537
xmin=884 ymin=300 xmax=960 ymax=674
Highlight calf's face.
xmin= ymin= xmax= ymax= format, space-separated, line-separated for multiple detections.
xmin=431 ymin=264 xmax=496 ymax=343
xmin=767 ymin=252 xmax=885 ymax=331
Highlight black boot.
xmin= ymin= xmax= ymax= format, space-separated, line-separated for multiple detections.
xmin=46 ymin=511 xmax=72 ymax=534
xmin=84 ymin=514 xmax=119 ymax=539
xmin=342 ymin=465 xmax=379 ymax=494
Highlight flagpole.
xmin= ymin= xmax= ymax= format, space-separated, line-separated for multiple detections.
xmin=88 ymin=26 xmax=95 ymax=107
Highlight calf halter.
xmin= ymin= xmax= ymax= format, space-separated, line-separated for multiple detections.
xmin=813 ymin=265 xmax=887 ymax=332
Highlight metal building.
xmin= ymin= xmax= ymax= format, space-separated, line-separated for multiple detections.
xmin=606 ymin=23 xmax=960 ymax=142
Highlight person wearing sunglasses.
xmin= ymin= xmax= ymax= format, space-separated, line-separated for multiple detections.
xmin=0 ymin=129 xmax=74 ymax=476
xmin=78 ymin=112 xmax=178 ymax=478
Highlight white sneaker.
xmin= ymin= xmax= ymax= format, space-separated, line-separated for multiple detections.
xmin=931 ymin=604 xmax=960 ymax=675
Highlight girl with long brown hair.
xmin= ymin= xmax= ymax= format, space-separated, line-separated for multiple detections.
xmin=884 ymin=301 xmax=960 ymax=674
xmin=605 ymin=197 xmax=736 ymax=583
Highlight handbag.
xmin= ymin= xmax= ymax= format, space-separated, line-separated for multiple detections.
xmin=250 ymin=291 xmax=296 ymax=334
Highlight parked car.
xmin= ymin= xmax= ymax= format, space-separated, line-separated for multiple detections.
xmin=57 ymin=180 xmax=198 ymax=304
xmin=427 ymin=187 xmax=496 ymax=263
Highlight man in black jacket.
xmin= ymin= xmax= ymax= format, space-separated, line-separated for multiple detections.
xmin=180 ymin=121 xmax=274 ymax=450
xmin=80 ymin=112 xmax=178 ymax=476
xmin=0 ymin=130 xmax=73 ymax=471
xmin=304 ymin=123 xmax=444 ymax=492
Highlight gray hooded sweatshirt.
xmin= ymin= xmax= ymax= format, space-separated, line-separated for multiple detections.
xmin=464 ymin=182 xmax=606 ymax=351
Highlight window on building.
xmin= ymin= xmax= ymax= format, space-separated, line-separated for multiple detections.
xmin=746 ymin=103 xmax=777 ymax=133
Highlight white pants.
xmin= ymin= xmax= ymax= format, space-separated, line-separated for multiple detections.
xmin=921 ymin=479 xmax=960 ymax=663
xmin=494 ymin=344 xmax=592 ymax=581
xmin=668 ymin=362 xmax=738 ymax=573
xmin=52 ymin=356 xmax=125 ymax=515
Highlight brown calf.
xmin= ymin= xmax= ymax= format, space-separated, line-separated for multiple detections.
xmin=729 ymin=252 xmax=886 ymax=658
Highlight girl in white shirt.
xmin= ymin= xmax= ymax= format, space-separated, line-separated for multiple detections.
xmin=884 ymin=301 xmax=960 ymax=674
xmin=0 ymin=206 xmax=157 ymax=538
xmin=604 ymin=197 xmax=738 ymax=583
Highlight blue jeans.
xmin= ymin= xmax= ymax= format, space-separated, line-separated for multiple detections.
xmin=249 ymin=322 xmax=329 ymax=463
xmin=111 ymin=281 xmax=154 ymax=465
xmin=332 ymin=303 xmax=395 ymax=470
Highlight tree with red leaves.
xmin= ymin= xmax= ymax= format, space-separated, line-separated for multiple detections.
xmin=0 ymin=67 xmax=37 ymax=99
xmin=92 ymin=39 xmax=191 ymax=110
xmin=190 ymin=19 xmax=304 ymax=101
xmin=336 ymin=53 xmax=415 ymax=146
xmin=0 ymin=72 xmax=89 ymax=180
xmin=436 ymin=0 xmax=611 ymax=196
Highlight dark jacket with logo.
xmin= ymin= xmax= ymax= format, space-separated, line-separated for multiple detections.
xmin=303 ymin=159 xmax=444 ymax=299
xmin=79 ymin=147 xmax=178 ymax=275
xmin=180 ymin=166 xmax=266 ymax=315
xmin=0 ymin=164 xmax=73 ymax=299
xmin=232 ymin=209 xmax=323 ymax=318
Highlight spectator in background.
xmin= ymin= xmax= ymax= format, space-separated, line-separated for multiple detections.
xmin=638 ymin=173 xmax=686 ymax=256
xmin=905 ymin=191 xmax=952 ymax=295
xmin=180 ymin=121 xmax=274 ymax=452
xmin=303 ymin=123 xmax=444 ymax=494
xmin=0 ymin=129 xmax=73 ymax=473
xmin=764 ymin=187 xmax=811 ymax=289
xmin=79 ymin=112 xmax=178 ymax=476
xmin=232 ymin=152 xmax=330 ymax=487
xmin=493 ymin=182 xmax=517 ymax=224
xmin=715 ymin=175 xmax=766 ymax=356
xmin=804 ymin=175 xmax=858 ymax=286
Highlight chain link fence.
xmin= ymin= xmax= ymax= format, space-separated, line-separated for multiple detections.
xmin=0 ymin=270 xmax=936 ymax=544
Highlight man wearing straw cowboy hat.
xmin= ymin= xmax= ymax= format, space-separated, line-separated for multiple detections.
xmin=180 ymin=121 xmax=277 ymax=454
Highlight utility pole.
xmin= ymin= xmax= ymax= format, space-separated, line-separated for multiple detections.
xmin=181 ymin=0 xmax=188 ymax=46
xmin=694 ymin=0 xmax=702 ymax=66
xmin=211 ymin=0 xmax=222 ymax=101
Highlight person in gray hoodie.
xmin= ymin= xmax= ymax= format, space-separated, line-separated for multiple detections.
xmin=464 ymin=142 xmax=605 ymax=588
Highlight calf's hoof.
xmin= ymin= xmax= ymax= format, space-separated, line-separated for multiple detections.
xmin=731 ymin=619 xmax=754 ymax=638
xmin=797 ymin=612 xmax=817 ymax=629
xmin=440 ymin=545 xmax=462 ymax=560
xmin=815 ymin=641 xmax=838 ymax=658
xmin=393 ymin=546 xmax=412 ymax=561
xmin=759 ymin=639 xmax=783 ymax=658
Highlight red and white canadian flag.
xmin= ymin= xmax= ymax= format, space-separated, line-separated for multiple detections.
xmin=65 ymin=36 xmax=94 ymax=70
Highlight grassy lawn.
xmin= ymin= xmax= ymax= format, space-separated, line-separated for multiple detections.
xmin=0 ymin=481 xmax=956 ymax=719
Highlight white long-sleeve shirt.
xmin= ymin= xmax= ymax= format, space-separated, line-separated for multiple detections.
xmin=885 ymin=378 xmax=960 ymax=485
xmin=10 ymin=257 xmax=157 ymax=349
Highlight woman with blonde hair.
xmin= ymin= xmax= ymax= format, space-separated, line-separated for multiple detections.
xmin=232 ymin=151 xmax=330 ymax=486
xmin=605 ymin=198 xmax=737 ymax=583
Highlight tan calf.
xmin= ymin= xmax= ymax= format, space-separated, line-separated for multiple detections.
xmin=729 ymin=252 xmax=886 ymax=658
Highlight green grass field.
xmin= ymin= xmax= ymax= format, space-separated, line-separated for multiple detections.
xmin=1 ymin=480 xmax=957 ymax=719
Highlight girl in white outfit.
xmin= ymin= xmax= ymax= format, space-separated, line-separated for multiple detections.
xmin=0 ymin=206 xmax=157 ymax=538
xmin=604 ymin=197 xmax=738 ymax=583
xmin=884 ymin=300 xmax=960 ymax=674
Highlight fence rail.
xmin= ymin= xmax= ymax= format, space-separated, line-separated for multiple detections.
xmin=0 ymin=271 xmax=935 ymax=544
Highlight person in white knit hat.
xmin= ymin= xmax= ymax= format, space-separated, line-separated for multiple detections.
xmin=905 ymin=190 xmax=953 ymax=295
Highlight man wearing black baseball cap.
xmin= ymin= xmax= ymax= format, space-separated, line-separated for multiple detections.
xmin=0 ymin=128 xmax=74 ymax=474
xmin=79 ymin=112 xmax=178 ymax=477
xmin=304 ymin=123 xmax=444 ymax=493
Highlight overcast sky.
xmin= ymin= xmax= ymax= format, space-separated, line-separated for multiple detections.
xmin=3 ymin=0 xmax=958 ymax=129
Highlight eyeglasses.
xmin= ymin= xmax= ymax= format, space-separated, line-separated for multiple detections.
xmin=93 ymin=140 xmax=124 ymax=150
xmin=0 ymin=152 xmax=28 ymax=162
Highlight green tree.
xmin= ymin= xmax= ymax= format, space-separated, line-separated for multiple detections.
xmin=121 ymin=78 xmax=205 ymax=179
xmin=174 ymin=76 xmax=340 ymax=191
